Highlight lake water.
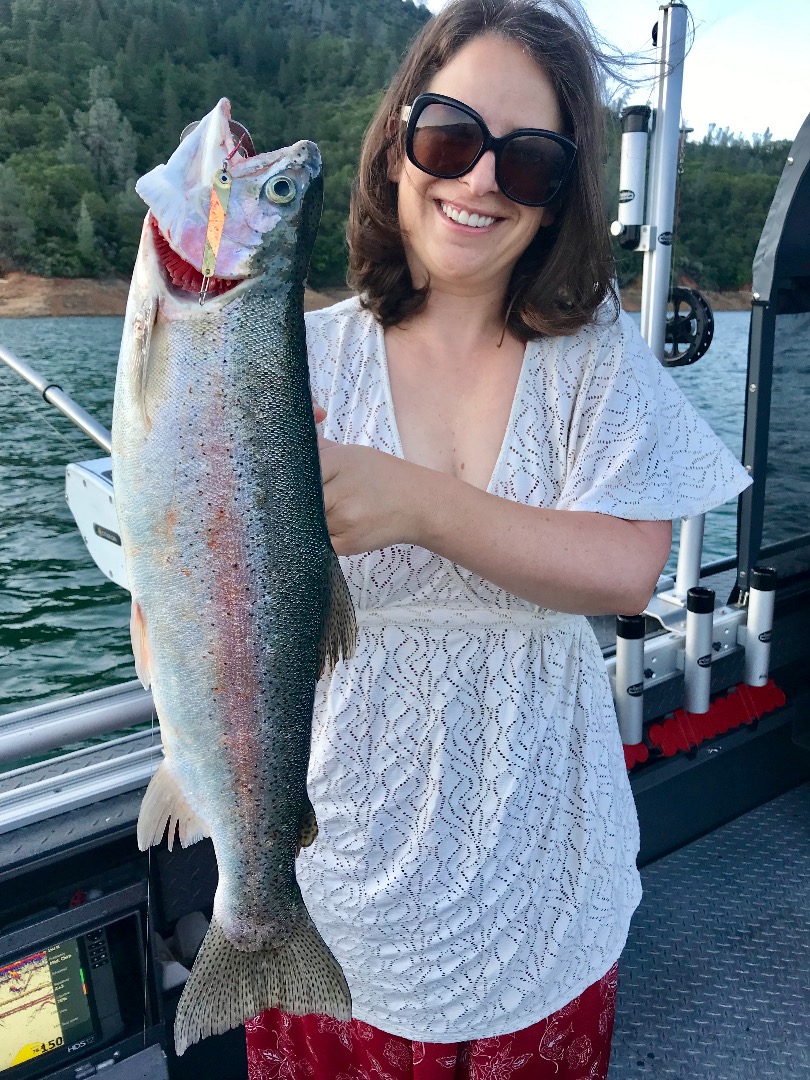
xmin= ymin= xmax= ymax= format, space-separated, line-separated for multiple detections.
xmin=0 ymin=311 xmax=750 ymax=717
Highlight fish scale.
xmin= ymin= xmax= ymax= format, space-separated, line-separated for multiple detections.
xmin=111 ymin=98 xmax=355 ymax=1055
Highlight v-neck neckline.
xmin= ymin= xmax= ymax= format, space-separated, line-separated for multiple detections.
xmin=375 ymin=315 xmax=532 ymax=496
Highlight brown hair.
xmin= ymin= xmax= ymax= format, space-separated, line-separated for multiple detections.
xmin=347 ymin=0 xmax=621 ymax=339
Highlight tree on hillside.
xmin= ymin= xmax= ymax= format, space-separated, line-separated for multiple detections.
xmin=0 ymin=0 xmax=789 ymax=290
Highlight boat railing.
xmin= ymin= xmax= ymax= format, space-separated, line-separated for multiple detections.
xmin=0 ymin=728 xmax=161 ymax=836
xmin=0 ymin=682 xmax=160 ymax=837
xmin=0 ymin=680 xmax=153 ymax=765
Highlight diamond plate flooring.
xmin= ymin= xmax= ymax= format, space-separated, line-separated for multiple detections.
xmin=610 ymin=782 xmax=810 ymax=1078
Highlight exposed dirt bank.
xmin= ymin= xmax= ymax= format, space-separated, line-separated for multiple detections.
xmin=619 ymin=279 xmax=753 ymax=313
xmin=0 ymin=272 xmax=352 ymax=319
xmin=0 ymin=271 xmax=752 ymax=319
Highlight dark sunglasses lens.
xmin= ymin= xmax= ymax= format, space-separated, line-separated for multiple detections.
xmin=499 ymin=136 xmax=568 ymax=205
xmin=412 ymin=102 xmax=484 ymax=176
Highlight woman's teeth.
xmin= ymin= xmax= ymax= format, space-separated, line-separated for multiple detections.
xmin=440 ymin=203 xmax=495 ymax=228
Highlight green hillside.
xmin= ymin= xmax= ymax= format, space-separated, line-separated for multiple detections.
xmin=0 ymin=0 xmax=793 ymax=291
xmin=0 ymin=0 xmax=429 ymax=285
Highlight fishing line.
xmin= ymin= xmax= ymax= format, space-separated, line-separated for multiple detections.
xmin=142 ymin=701 xmax=158 ymax=1048
xmin=0 ymin=372 xmax=95 ymax=459
xmin=669 ymin=112 xmax=688 ymax=298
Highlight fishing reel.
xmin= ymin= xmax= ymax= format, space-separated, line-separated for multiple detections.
xmin=662 ymin=286 xmax=714 ymax=367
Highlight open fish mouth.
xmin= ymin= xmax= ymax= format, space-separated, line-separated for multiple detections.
xmin=149 ymin=216 xmax=243 ymax=299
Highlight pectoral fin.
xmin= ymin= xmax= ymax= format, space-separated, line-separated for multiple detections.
xmin=131 ymin=296 xmax=158 ymax=430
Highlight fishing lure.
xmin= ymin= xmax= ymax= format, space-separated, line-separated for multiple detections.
xmin=199 ymin=162 xmax=232 ymax=305
xmin=199 ymin=130 xmax=252 ymax=304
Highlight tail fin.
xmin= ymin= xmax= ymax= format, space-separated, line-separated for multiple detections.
xmin=174 ymin=911 xmax=351 ymax=1055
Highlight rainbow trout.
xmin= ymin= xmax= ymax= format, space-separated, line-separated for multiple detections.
xmin=111 ymin=99 xmax=354 ymax=1054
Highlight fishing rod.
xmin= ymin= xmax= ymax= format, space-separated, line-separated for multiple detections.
xmin=610 ymin=1 xmax=711 ymax=613
xmin=0 ymin=343 xmax=112 ymax=453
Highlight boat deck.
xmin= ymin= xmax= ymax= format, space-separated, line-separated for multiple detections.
xmin=610 ymin=781 xmax=810 ymax=1078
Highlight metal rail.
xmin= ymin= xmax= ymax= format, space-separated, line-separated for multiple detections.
xmin=0 ymin=730 xmax=161 ymax=835
xmin=0 ymin=681 xmax=153 ymax=765
xmin=0 ymin=343 xmax=112 ymax=453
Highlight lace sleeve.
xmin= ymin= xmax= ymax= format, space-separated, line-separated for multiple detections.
xmin=556 ymin=311 xmax=752 ymax=520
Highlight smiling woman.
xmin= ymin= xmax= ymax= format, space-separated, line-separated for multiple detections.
xmin=244 ymin=1 xmax=751 ymax=1077
xmin=391 ymin=36 xmax=564 ymax=301
xmin=348 ymin=0 xmax=622 ymax=336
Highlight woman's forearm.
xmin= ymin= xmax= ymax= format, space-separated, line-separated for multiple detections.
xmin=407 ymin=465 xmax=672 ymax=616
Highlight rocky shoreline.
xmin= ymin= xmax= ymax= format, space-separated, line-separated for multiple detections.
xmin=0 ymin=270 xmax=752 ymax=318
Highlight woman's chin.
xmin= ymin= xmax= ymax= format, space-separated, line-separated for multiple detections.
xmin=427 ymin=260 xmax=510 ymax=297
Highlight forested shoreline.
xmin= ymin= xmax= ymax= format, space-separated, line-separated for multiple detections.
xmin=0 ymin=0 xmax=792 ymax=293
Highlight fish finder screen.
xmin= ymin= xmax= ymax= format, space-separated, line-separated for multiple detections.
xmin=0 ymin=939 xmax=96 ymax=1073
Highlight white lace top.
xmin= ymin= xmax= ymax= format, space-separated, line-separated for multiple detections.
xmin=298 ymin=297 xmax=751 ymax=1042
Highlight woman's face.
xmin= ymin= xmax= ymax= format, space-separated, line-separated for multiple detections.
xmin=392 ymin=33 xmax=564 ymax=300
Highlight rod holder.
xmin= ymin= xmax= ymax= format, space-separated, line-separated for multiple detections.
xmin=745 ymin=566 xmax=777 ymax=686
xmin=673 ymin=514 xmax=705 ymax=601
xmin=615 ymin=614 xmax=646 ymax=744
xmin=684 ymin=586 xmax=715 ymax=714
xmin=610 ymin=105 xmax=651 ymax=251
xmin=639 ymin=1 xmax=690 ymax=357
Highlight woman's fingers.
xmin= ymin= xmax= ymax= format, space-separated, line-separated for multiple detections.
xmin=312 ymin=399 xmax=327 ymax=424
xmin=318 ymin=438 xmax=340 ymax=484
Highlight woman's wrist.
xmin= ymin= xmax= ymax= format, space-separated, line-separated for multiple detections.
xmin=401 ymin=464 xmax=465 ymax=552
xmin=395 ymin=458 xmax=435 ymax=548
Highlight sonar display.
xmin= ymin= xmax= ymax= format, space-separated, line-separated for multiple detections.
xmin=0 ymin=941 xmax=93 ymax=1072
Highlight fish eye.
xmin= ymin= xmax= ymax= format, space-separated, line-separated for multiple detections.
xmin=265 ymin=175 xmax=296 ymax=205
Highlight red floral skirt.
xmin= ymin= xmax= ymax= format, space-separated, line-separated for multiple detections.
xmin=245 ymin=962 xmax=618 ymax=1080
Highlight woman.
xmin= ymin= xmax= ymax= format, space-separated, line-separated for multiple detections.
xmin=246 ymin=1 xmax=750 ymax=1076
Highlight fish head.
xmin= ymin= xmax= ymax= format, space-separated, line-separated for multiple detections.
xmin=135 ymin=98 xmax=322 ymax=298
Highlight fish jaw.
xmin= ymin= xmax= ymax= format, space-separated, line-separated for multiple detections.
xmin=136 ymin=97 xmax=322 ymax=285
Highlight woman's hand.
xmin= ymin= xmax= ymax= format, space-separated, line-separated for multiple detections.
xmin=312 ymin=398 xmax=670 ymax=613
xmin=318 ymin=438 xmax=422 ymax=556
xmin=313 ymin=398 xmax=423 ymax=556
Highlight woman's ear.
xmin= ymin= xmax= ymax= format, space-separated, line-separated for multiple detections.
xmin=386 ymin=121 xmax=402 ymax=183
xmin=387 ymin=149 xmax=402 ymax=183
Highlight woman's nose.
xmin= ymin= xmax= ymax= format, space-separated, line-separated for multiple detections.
xmin=461 ymin=149 xmax=499 ymax=198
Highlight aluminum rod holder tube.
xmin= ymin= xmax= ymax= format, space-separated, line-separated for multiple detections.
xmin=684 ymin=586 xmax=714 ymax=713
xmin=639 ymin=1 xmax=689 ymax=356
xmin=745 ymin=566 xmax=777 ymax=686
xmin=673 ymin=514 xmax=705 ymax=601
xmin=0 ymin=343 xmax=112 ymax=453
xmin=615 ymin=614 xmax=646 ymax=744
xmin=610 ymin=105 xmax=652 ymax=250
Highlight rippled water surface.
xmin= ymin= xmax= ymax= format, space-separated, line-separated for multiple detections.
xmin=0 ymin=312 xmax=750 ymax=716
xmin=0 ymin=317 xmax=134 ymax=713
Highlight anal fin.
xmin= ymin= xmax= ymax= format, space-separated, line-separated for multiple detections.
xmin=137 ymin=761 xmax=210 ymax=851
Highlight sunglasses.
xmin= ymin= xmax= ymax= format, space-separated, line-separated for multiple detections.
xmin=401 ymin=93 xmax=576 ymax=208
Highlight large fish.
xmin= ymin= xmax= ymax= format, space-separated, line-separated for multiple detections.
xmin=111 ymin=98 xmax=355 ymax=1054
